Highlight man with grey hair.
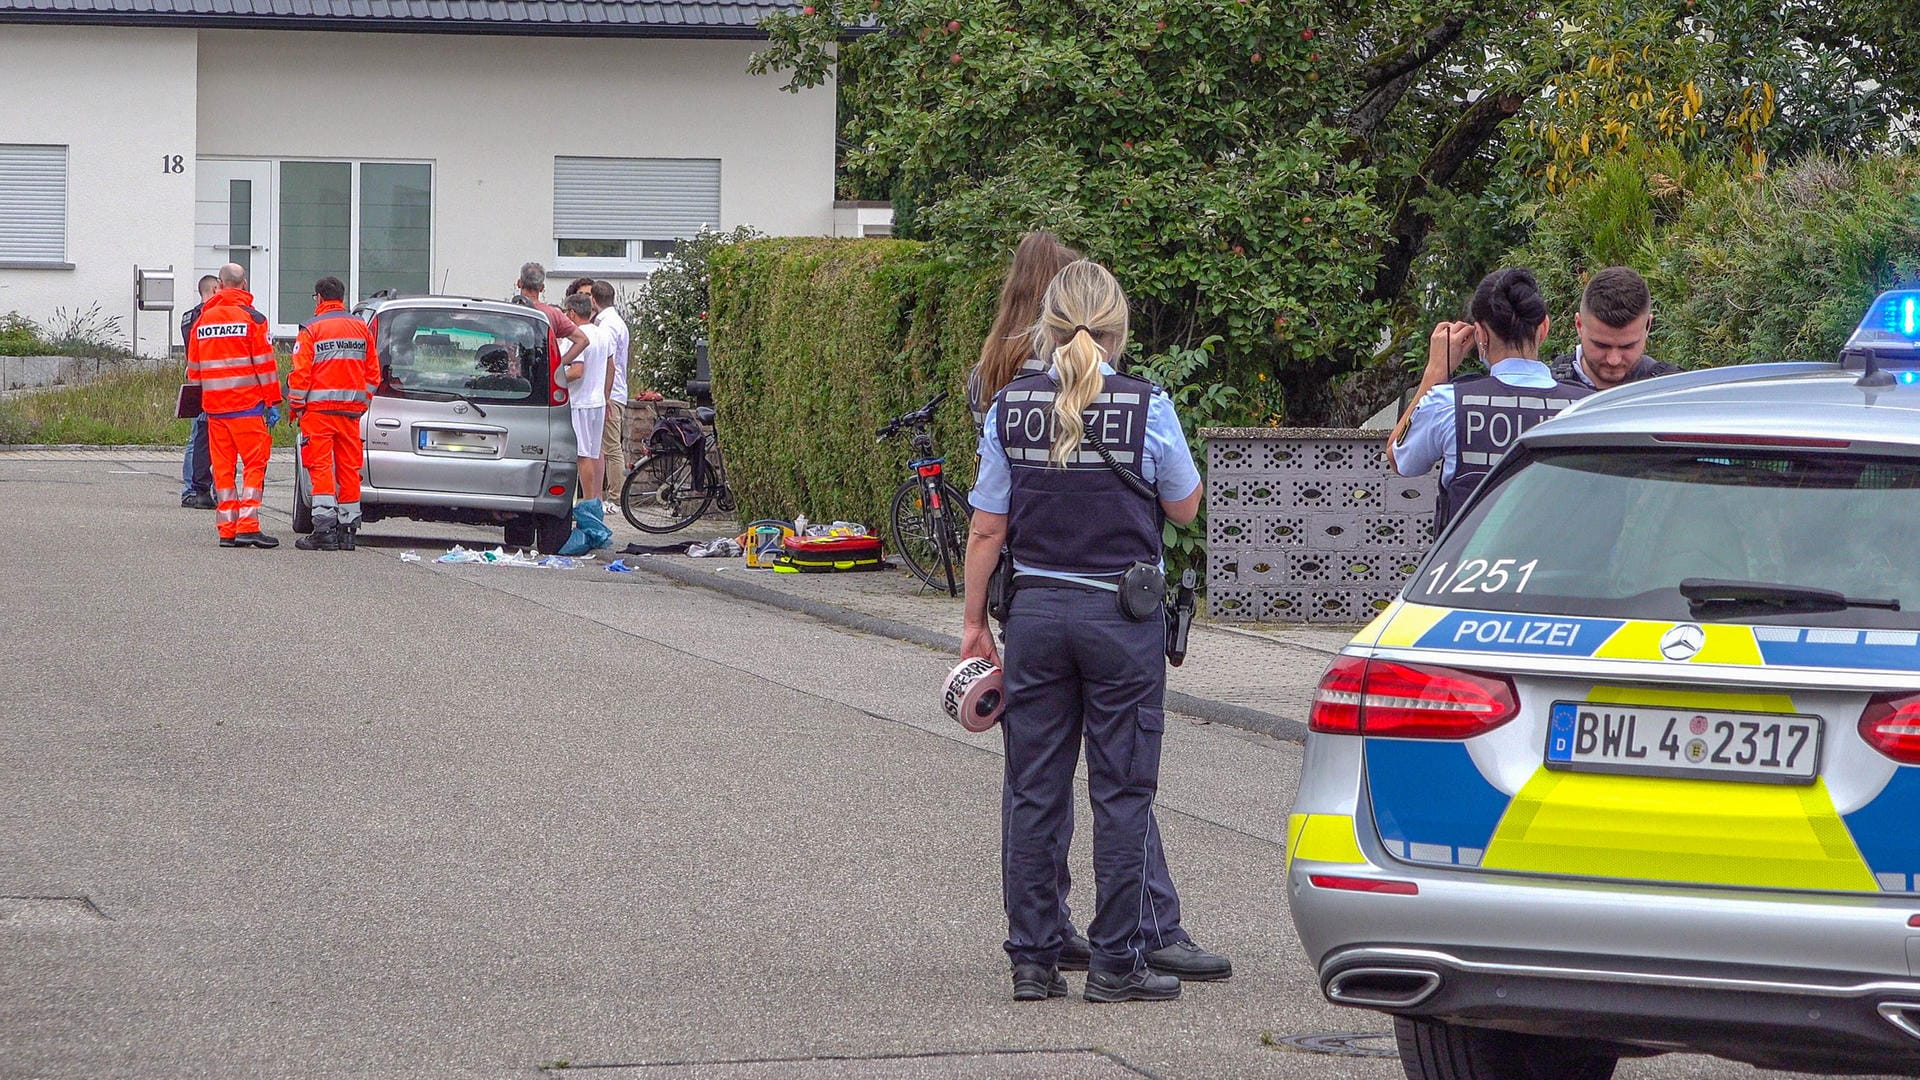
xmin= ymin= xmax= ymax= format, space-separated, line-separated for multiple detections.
xmin=555 ymin=289 xmax=615 ymax=555
xmin=512 ymin=262 xmax=589 ymax=369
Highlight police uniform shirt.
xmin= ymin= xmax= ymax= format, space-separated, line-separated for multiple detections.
xmin=969 ymin=362 xmax=1200 ymax=584
xmin=1392 ymin=357 xmax=1558 ymax=486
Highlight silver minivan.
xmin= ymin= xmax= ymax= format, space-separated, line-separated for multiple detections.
xmin=291 ymin=295 xmax=578 ymax=551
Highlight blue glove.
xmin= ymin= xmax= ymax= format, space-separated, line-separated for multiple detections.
xmin=265 ymin=405 xmax=281 ymax=428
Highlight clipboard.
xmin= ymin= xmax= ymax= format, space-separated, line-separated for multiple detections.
xmin=175 ymin=383 xmax=202 ymax=419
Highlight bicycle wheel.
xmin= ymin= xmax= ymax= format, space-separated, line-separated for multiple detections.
xmin=890 ymin=477 xmax=971 ymax=593
xmin=621 ymin=451 xmax=715 ymax=533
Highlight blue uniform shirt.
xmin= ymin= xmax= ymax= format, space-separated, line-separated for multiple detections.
xmin=1392 ymin=357 xmax=1558 ymax=485
xmin=970 ymin=363 xmax=1200 ymax=582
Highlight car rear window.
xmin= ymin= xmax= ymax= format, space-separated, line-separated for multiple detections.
xmin=1408 ymin=447 xmax=1920 ymax=629
xmin=375 ymin=308 xmax=551 ymax=404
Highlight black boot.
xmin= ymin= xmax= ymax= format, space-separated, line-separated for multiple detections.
xmin=296 ymin=521 xmax=341 ymax=551
xmin=339 ymin=523 xmax=357 ymax=551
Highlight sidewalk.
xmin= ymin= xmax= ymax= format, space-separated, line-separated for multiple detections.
xmin=617 ymin=540 xmax=1352 ymax=742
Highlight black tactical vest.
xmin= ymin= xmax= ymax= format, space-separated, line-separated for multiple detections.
xmin=997 ymin=370 xmax=1160 ymax=575
xmin=1436 ymin=373 xmax=1593 ymax=531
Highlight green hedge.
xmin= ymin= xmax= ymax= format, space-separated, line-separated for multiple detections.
xmin=1516 ymin=150 xmax=1920 ymax=367
xmin=709 ymin=238 xmax=997 ymax=539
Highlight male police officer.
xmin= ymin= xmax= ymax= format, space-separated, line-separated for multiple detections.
xmin=1389 ymin=268 xmax=1591 ymax=533
xmin=288 ymin=276 xmax=379 ymax=552
xmin=1549 ymin=266 xmax=1679 ymax=390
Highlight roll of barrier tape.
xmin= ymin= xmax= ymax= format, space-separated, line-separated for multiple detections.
xmin=943 ymin=657 xmax=1005 ymax=733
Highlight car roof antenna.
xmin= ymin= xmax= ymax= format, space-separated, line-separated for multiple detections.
xmin=1857 ymin=346 xmax=1897 ymax=389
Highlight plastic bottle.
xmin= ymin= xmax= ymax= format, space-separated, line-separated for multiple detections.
xmin=794 ymin=514 xmax=809 ymax=537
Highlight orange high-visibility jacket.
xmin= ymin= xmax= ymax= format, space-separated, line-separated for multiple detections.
xmin=288 ymin=300 xmax=379 ymax=416
xmin=187 ymin=287 xmax=281 ymax=415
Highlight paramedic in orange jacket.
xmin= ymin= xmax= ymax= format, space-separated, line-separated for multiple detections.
xmin=288 ymin=276 xmax=379 ymax=552
xmin=187 ymin=263 xmax=282 ymax=548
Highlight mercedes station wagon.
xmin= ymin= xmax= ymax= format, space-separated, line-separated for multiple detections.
xmin=291 ymin=295 xmax=578 ymax=552
xmin=1290 ymin=293 xmax=1920 ymax=1078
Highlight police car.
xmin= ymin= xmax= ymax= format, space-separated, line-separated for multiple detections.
xmin=1289 ymin=291 xmax=1920 ymax=1077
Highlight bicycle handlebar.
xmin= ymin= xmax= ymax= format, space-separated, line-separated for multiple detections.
xmin=875 ymin=390 xmax=952 ymax=441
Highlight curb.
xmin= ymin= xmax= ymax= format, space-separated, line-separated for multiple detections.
xmin=623 ymin=555 xmax=1308 ymax=744
xmin=0 ymin=444 xmax=184 ymax=453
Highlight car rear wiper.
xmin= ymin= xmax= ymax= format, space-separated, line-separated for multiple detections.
xmin=1680 ymin=577 xmax=1901 ymax=615
xmin=405 ymin=388 xmax=487 ymax=418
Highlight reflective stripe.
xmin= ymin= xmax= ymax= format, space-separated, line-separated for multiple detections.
xmin=304 ymin=388 xmax=368 ymax=405
xmin=194 ymin=355 xmax=262 ymax=374
xmin=312 ymin=341 xmax=368 ymax=360
xmin=203 ymin=374 xmax=262 ymax=390
xmin=239 ymin=486 xmax=263 ymax=502
xmin=236 ymin=505 xmax=259 ymax=520
xmin=312 ymin=494 xmax=338 ymax=508
xmin=338 ymin=501 xmax=362 ymax=525
xmin=216 ymin=507 xmax=238 ymax=524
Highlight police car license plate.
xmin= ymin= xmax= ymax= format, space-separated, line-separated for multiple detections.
xmin=1545 ymin=702 xmax=1822 ymax=784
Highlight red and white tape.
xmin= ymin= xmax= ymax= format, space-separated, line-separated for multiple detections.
xmin=943 ymin=657 xmax=1005 ymax=732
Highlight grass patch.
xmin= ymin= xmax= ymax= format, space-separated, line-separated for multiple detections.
xmin=0 ymin=356 xmax=297 ymax=447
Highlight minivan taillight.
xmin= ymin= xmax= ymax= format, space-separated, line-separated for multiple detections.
xmin=1860 ymin=692 xmax=1920 ymax=764
xmin=1308 ymin=657 xmax=1518 ymax=739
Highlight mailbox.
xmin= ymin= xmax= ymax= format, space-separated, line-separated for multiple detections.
xmin=135 ymin=266 xmax=175 ymax=311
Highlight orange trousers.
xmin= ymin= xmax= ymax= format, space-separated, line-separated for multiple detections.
xmin=300 ymin=411 xmax=364 ymax=528
xmin=208 ymin=413 xmax=272 ymax=539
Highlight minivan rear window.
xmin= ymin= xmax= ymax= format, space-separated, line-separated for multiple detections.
xmin=375 ymin=308 xmax=551 ymax=404
xmin=1408 ymin=448 xmax=1920 ymax=629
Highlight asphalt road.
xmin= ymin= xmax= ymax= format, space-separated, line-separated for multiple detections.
xmin=0 ymin=455 xmax=1900 ymax=1080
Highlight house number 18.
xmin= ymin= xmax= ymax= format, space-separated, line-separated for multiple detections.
xmin=162 ymin=155 xmax=184 ymax=174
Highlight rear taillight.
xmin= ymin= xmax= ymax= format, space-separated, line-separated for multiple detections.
xmin=1860 ymin=692 xmax=1920 ymax=764
xmin=1308 ymin=657 xmax=1517 ymax=739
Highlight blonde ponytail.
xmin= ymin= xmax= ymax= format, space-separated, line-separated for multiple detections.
xmin=1031 ymin=260 xmax=1130 ymax=467
xmin=1049 ymin=328 xmax=1106 ymax=465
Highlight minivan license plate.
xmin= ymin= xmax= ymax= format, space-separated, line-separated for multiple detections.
xmin=1546 ymin=702 xmax=1821 ymax=784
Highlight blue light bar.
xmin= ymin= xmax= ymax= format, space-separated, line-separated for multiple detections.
xmin=1841 ymin=289 xmax=1920 ymax=369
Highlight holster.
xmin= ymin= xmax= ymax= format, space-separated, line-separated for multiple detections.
xmin=987 ymin=546 xmax=1015 ymax=625
xmin=1117 ymin=561 xmax=1166 ymax=622
xmin=1165 ymin=568 xmax=1197 ymax=666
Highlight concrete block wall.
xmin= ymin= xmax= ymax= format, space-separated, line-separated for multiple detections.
xmin=1200 ymin=427 xmax=1436 ymax=624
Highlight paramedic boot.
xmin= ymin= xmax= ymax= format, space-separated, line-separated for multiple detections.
xmin=296 ymin=520 xmax=341 ymax=551
xmin=339 ymin=523 xmax=358 ymax=551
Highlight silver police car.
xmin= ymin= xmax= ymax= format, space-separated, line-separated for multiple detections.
xmin=291 ymin=294 xmax=578 ymax=551
xmin=1290 ymin=291 xmax=1920 ymax=1077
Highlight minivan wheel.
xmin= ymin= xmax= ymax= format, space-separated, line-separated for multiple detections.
xmin=291 ymin=459 xmax=314 ymax=534
xmin=533 ymin=511 xmax=572 ymax=555
xmin=1394 ymin=1017 xmax=1617 ymax=1080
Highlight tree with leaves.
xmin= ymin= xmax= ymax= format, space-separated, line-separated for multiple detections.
xmin=752 ymin=0 xmax=1914 ymax=423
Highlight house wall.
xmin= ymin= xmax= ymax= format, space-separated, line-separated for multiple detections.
xmin=196 ymin=30 xmax=836 ymax=302
xmin=0 ymin=26 xmax=199 ymax=358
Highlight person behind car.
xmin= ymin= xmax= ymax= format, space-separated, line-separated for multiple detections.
xmin=1388 ymin=267 xmax=1593 ymax=533
xmin=556 ymin=290 xmax=615 ymax=555
xmin=288 ymin=276 xmax=380 ymax=552
xmin=188 ymin=262 xmax=283 ymax=548
xmin=178 ymin=274 xmax=221 ymax=509
xmin=1550 ymin=266 xmax=1679 ymax=390
xmin=512 ymin=262 xmax=590 ymax=371
xmin=589 ymin=280 xmax=631 ymax=505
xmin=966 ymin=232 xmax=1081 ymax=430
xmin=962 ymin=259 xmax=1223 ymax=1004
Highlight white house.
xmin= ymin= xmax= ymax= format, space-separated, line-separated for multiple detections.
xmin=0 ymin=0 xmax=834 ymax=353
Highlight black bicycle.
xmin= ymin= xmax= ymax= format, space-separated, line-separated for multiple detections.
xmin=620 ymin=403 xmax=736 ymax=533
xmin=878 ymin=390 xmax=971 ymax=595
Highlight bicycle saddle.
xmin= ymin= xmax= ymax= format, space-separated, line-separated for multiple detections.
xmin=695 ymin=406 xmax=717 ymax=425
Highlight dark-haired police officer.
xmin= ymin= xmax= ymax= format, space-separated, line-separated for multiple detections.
xmin=1389 ymin=267 xmax=1593 ymax=533
xmin=962 ymin=259 xmax=1228 ymax=1004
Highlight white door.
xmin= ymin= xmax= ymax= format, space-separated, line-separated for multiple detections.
xmin=194 ymin=159 xmax=274 ymax=325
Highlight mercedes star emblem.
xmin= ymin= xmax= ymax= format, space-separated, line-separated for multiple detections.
xmin=1660 ymin=623 xmax=1706 ymax=661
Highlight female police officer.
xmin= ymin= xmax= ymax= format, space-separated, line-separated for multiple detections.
xmin=961 ymin=259 xmax=1214 ymax=1003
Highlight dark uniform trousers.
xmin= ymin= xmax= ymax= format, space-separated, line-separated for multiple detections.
xmin=1001 ymin=585 xmax=1172 ymax=974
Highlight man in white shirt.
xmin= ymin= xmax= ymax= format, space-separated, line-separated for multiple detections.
xmin=558 ymin=291 xmax=614 ymax=553
xmin=589 ymin=280 xmax=631 ymax=502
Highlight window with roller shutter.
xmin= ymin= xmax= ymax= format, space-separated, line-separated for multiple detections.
xmin=0 ymin=144 xmax=68 ymax=267
xmin=552 ymin=156 xmax=720 ymax=275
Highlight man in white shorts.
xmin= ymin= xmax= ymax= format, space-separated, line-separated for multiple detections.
xmin=590 ymin=280 xmax=631 ymax=504
xmin=558 ymin=290 xmax=615 ymax=554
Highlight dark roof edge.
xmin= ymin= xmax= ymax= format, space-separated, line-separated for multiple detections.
xmin=0 ymin=11 xmax=781 ymax=39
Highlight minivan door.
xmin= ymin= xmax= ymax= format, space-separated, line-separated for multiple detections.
xmin=363 ymin=305 xmax=556 ymax=497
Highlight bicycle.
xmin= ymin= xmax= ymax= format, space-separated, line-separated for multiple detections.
xmin=619 ymin=402 xmax=737 ymax=533
xmin=878 ymin=390 xmax=971 ymax=596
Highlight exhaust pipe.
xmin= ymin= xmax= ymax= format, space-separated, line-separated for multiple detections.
xmin=1326 ymin=966 xmax=1443 ymax=1009
xmin=1878 ymin=1002 xmax=1920 ymax=1042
